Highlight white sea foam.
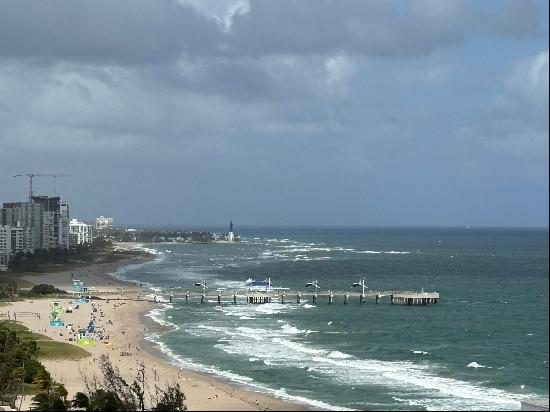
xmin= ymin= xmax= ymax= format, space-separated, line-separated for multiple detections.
xmin=327 ymin=351 xmax=353 ymax=359
xmin=146 ymin=335 xmax=354 ymax=410
xmin=467 ymin=362 xmax=486 ymax=368
xmin=354 ymin=250 xmax=411 ymax=255
xmin=281 ymin=247 xmax=333 ymax=252
xmin=145 ymin=304 xmax=180 ymax=331
xmin=412 ymin=350 xmax=430 ymax=355
xmin=142 ymin=247 xmax=165 ymax=255
xmin=280 ymin=324 xmax=306 ymax=334
xmin=307 ymin=356 xmax=521 ymax=410
xmin=302 ymin=304 xmax=315 ymax=309
xmin=214 ymin=280 xmax=245 ymax=289
xmin=175 ymin=313 xmax=525 ymax=411
xmin=254 ymin=303 xmax=295 ymax=315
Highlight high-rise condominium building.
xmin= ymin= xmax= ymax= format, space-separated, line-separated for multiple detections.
xmin=1 ymin=201 xmax=44 ymax=251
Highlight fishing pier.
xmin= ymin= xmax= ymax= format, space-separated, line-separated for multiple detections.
xmin=160 ymin=289 xmax=440 ymax=306
xmin=76 ymin=276 xmax=439 ymax=306
xmin=174 ymin=278 xmax=440 ymax=306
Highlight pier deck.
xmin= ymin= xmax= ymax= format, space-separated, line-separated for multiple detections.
xmin=80 ymin=288 xmax=439 ymax=306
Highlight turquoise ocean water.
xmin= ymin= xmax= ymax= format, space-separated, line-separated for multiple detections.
xmin=111 ymin=227 xmax=549 ymax=410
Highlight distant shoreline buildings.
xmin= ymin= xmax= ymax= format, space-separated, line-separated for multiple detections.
xmin=0 ymin=196 xmax=71 ymax=270
xmin=0 ymin=189 xmax=115 ymax=271
xmin=1 ymin=184 xmax=236 ymax=270
xmin=96 ymin=216 xmax=113 ymax=230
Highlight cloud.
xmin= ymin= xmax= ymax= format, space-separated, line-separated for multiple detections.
xmin=325 ymin=55 xmax=357 ymax=88
xmin=0 ymin=1 xmax=547 ymax=226
xmin=455 ymin=49 xmax=549 ymax=172
xmin=0 ymin=0 xmax=219 ymax=65
xmin=179 ymin=0 xmax=250 ymax=33
xmin=0 ymin=0 xmax=545 ymax=65
xmin=502 ymin=50 xmax=549 ymax=112
xmin=486 ymin=49 xmax=549 ymax=135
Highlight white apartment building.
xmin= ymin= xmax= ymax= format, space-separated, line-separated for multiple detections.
xmin=10 ymin=225 xmax=25 ymax=253
xmin=95 ymin=216 xmax=114 ymax=230
xmin=69 ymin=219 xmax=94 ymax=245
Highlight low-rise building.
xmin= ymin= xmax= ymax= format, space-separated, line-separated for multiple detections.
xmin=96 ymin=216 xmax=114 ymax=230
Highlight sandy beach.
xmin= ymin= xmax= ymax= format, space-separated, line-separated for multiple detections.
xmin=6 ymin=245 xmax=305 ymax=411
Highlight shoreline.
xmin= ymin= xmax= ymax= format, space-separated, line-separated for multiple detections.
xmin=138 ymin=310 xmax=318 ymax=411
xmin=5 ymin=243 xmax=307 ymax=411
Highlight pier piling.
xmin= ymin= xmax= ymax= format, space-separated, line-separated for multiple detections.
xmin=140 ymin=288 xmax=438 ymax=306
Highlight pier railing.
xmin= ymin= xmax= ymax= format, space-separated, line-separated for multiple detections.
xmin=65 ymin=286 xmax=440 ymax=306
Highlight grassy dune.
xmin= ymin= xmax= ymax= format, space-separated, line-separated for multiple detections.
xmin=4 ymin=321 xmax=90 ymax=360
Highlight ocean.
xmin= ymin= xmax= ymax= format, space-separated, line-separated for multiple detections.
xmin=110 ymin=227 xmax=549 ymax=411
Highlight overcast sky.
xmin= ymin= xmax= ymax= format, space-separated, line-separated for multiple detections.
xmin=0 ymin=0 xmax=548 ymax=228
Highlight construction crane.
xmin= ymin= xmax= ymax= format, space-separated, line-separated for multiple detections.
xmin=13 ymin=173 xmax=70 ymax=201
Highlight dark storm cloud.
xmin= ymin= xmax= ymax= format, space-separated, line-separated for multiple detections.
xmin=0 ymin=0 xmax=547 ymax=227
xmin=0 ymin=0 xmax=219 ymax=64
xmin=0 ymin=0 xmax=544 ymax=65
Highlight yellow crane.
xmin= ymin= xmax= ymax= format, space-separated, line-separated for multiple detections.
xmin=13 ymin=173 xmax=70 ymax=201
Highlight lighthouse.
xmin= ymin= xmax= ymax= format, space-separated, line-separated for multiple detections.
xmin=228 ymin=220 xmax=235 ymax=242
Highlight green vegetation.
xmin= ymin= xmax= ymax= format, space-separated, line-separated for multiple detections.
xmin=7 ymin=238 xmax=128 ymax=273
xmin=36 ymin=341 xmax=89 ymax=360
xmin=27 ymin=284 xmax=68 ymax=296
xmin=1 ymin=282 xmax=68 ymax=304
xmin=101 ymin=227 xmax=236 ymax=244
xmin=1 ymin=322 xmax=51 ymax=342
xmin=0 ymin=323 xmax=186 ymax=410
xmin=0 ymin=321 xmax=69 ymax=410
xmin=74 ymin=354 xmax=187 ymax=411
xmin=0 ymin=281 xmax=18 ymax=300
xmin=2 ymin=321 xmax=88 ymax=360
